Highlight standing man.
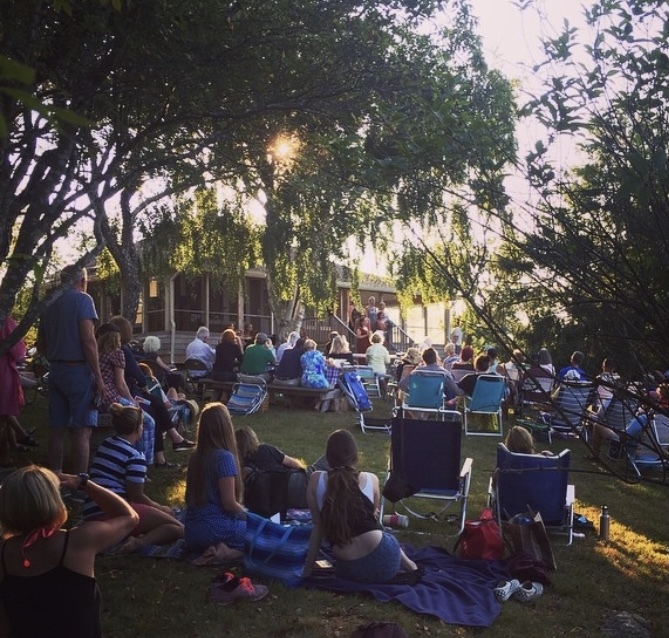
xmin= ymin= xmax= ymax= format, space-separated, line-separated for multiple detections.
xmin=37 ymin=265 xmax=106 ymax=474
xmin=185 ymin=326 xmax=216 ymax=377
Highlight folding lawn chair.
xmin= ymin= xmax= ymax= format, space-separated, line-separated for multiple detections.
xmin=450 ymin=367 xmax=472 ymax=383
xmin=226 ymin=377 xmax=268 ymax=416
xmin=549 ymin=382 xmax=594 ymax=438
xmin=463 ymin=374 xmax=505 ymax=437
xmin=626 ymin=413 xmax=669 ymax=480
xmin=352 ymin=365 xmax=382 ymax=399
xmin=338 ymin=370 xmax=383 ymax=434
xmin=489 ymin=443 xmax=575 ymax=545
xmin=518 ymin=366 xmax=555 ymax=416
xmin=598 ymin=395 xmax=639 ymax=448
xmin=183 ymin=358 xmax=209 ymax=398
xmin=400 ymin=370 xmax=449 ymax=420
xmin=380 ymin=412 xmax=473 ymax=537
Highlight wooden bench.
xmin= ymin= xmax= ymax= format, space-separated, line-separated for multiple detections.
xmin=199 ymin=378 xmax=339 ymax=410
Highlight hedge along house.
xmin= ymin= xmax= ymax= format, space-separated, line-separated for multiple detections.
xmin=84 ymin=264 xmax=444 ymax=365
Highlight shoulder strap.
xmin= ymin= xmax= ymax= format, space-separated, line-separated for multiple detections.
xmin=59 ymin=530 xmax=70 ymax=565
xmin=0 ymin=539 xmax=7 ymax=573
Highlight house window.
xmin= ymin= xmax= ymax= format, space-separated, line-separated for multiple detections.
xmin=174 ymin=274 xmax=205 ymax=332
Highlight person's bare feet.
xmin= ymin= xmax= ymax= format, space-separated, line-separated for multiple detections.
xmin=193 ymin=542 xmax=243 ymax=565
xmin=117 ymin=536 xmax=144 ymax=554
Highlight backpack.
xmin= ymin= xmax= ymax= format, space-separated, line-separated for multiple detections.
xmin=349 ymin=622 xmax=409 ymax=638
xmin=454 ymin=507 xmax=504 ymax=560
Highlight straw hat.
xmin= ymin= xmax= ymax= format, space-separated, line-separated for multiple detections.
xmin=402 ymin=347 xmax=422 ymax=365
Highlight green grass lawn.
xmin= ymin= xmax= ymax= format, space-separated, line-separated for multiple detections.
xmin=11 ymin=396 xmax=669 ymax=637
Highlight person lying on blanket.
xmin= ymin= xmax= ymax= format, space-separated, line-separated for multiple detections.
xmin=303 ymin=429 xmax=418 ymax=583
xmin=235 ymin=426 xmax=329 ymax=510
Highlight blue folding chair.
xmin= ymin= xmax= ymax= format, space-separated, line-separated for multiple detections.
xmin=227 ymin=378 xmax=268 ymax=416
xmin=381 ymin=412 xmax=473 ymax=536
xmin=550 ymin=382 xmax=594 ymax=438
xmin=625 ymin=413 xmax=669 ymax=480
xmin=490 ymin=443 xmax=575 ymax=545
xmin=463 ymin=374 xmax=505 ymax=436
xmin=400 ymin=370 xmax=448 ymax=419
xmin=351 ymin=365 xmax=382 ymax=399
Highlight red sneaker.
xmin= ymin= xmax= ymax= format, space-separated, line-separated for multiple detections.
xmin=210 ymin=575 xmax=269 ymax=605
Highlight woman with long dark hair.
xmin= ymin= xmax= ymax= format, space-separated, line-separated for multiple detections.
xmin=303 ymin=430 xmax=416 ymax=582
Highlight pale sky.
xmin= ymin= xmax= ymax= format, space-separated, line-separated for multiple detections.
xmin=469 ymin=0 xmax=587 ymax=78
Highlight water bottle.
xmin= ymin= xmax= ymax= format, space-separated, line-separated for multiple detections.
xmin=382 ymin=514 xmax=409 ymax=528
xmin=599 ymin=506 xmax=610 ymax=543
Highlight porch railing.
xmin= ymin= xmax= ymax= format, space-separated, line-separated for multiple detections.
xmin=303 ymin=315 xmax=416 ymax=353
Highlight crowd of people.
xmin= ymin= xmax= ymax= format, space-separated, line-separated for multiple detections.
xmin=2 ymin=267 xmax=669 ymax=633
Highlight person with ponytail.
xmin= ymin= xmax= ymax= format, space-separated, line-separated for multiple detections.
xmin=303 ymin=430 xmax=417 ymax=583
xmin=0 ymin=465 xmax=137 ymax=637
xmin=83 ymin=403 xmax=183 ymax=554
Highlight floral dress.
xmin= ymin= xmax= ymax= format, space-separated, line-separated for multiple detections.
xmin=300 ymin=350 xmax=330 ymax=389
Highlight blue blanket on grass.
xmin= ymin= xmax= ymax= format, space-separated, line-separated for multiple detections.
xmin=304 ymin=545 xmax=509 ymax=628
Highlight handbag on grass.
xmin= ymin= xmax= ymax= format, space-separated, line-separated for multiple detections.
xmin=453 ymin=507 xmax=504 ymax=560
xmin=505 ymin=509 xmax=557 ymax=570
xmin=244 ymin=512 xmax=312 ymax=588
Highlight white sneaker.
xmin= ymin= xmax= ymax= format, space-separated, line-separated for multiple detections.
xmin=493 ymin=579 xmax=521 ymax=602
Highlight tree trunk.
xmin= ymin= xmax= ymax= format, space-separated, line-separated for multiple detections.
xmin=265 ymin=274 xmax=303 ymax=342
xmin=101 ymin=189 xmax=142 ymax=322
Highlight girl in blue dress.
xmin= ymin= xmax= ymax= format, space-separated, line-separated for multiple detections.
xmin=184 ymin=403 xmax=246 ymax=564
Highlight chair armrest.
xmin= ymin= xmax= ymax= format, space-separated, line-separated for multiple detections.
xmin=460 ymin=457 xmax=473 ymax=480
xmin=566 ymin=484 xmax=575 ymax=507
xmin=486 ymin=475 xmax=495 ymax=508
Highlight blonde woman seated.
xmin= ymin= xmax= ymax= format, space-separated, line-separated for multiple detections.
xmin=304 ymin=430 xmax=417 ymax=583
xmin=365 ymin=332 xmax=390 ymax=394
xmin=505 ymin=426 xmax=554 ymax=456
xmin=83 ymin=403 xmax=184 ymax=554
xmin=184 ymin=403 xmax=246 ymax=565
xmin=328 ymin=335 xmax=354 ymax=365
xmin=0 ymin=466 xmax=137 ymax=637
xmin=491 ymin=426 xmax=555 ymax=490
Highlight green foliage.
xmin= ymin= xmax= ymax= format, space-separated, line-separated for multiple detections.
xmin=142 ymin=188 xmax=261 ymax=294
xmin=510 ymin=0 xmax=669 ymax=374
xmin=95 ymin=248 xmax=121 ymax=296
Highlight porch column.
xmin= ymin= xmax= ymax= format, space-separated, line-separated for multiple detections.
xmin=205 ymin=275 xmax=210 ymax=328
xmin=237 ymin=284 xmax=244 ymax=331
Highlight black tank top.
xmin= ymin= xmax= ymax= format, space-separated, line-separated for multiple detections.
xmin=0 ymin=530 xmax=103 ymax=638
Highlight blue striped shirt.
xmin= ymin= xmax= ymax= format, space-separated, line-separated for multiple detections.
xmin=83 ymin=435 xmax=147 ymax=519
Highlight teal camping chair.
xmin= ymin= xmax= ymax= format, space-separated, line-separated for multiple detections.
xmin=401 ymin=370 xmax=448 ymax=420
xmin=463 ymin=374 xmax=505 ymax=437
